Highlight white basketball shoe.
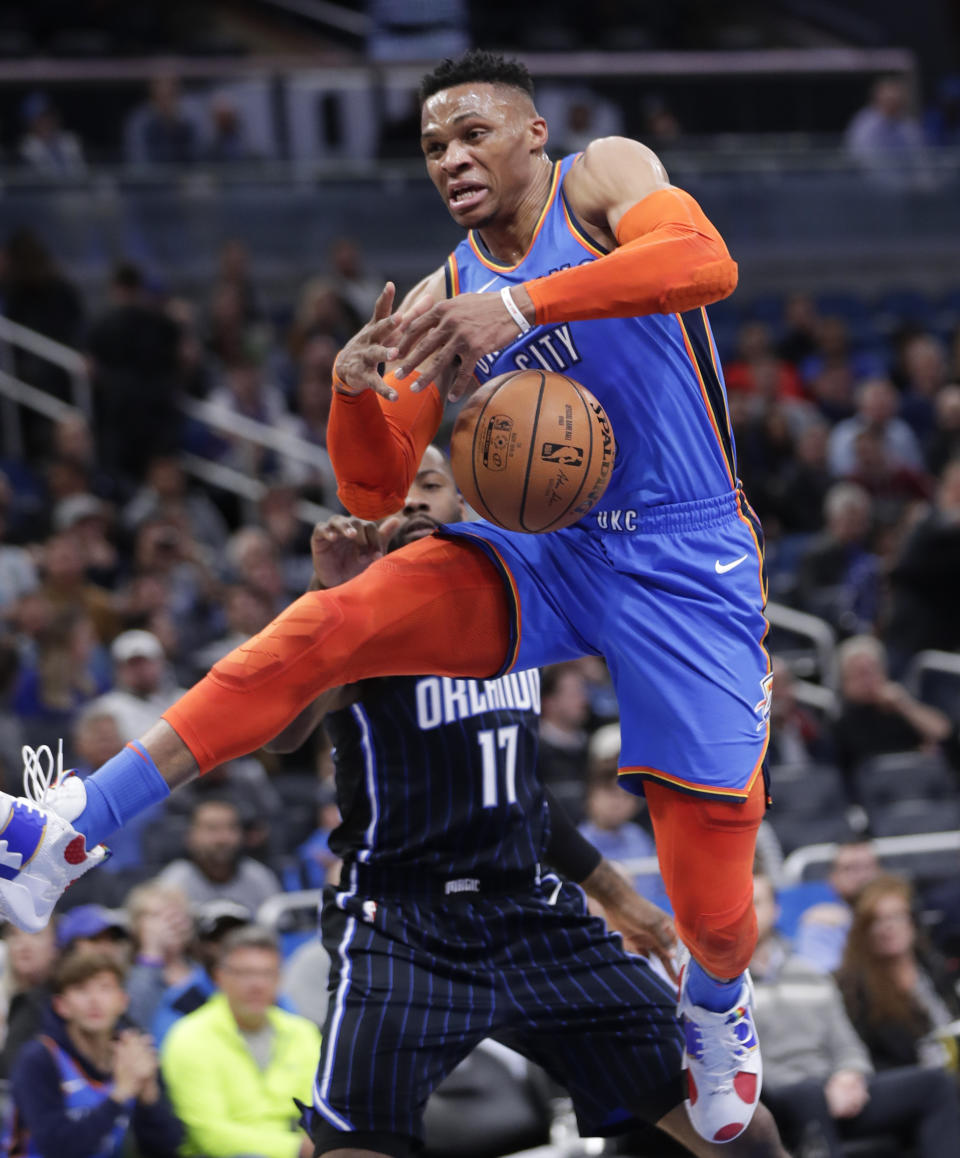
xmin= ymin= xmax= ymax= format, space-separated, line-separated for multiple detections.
xmin=678 ymin=965 xmax=762 ymax=1143
xmin=0 ymin=744 xmax=108 ymax=932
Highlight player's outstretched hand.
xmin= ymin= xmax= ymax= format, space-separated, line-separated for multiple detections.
xmin=335 ymin=282 xmax=403 ymax=400
xmin=311 ymin=514 xmax=403 ymax=589
xmin=395 ymin=291 xmax=527 ymax=402
xmin=584 ymin=860 xmax=679 ymax=982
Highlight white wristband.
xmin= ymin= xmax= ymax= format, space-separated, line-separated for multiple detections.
xmin=500 ymin=286 xmax=532 ymax=335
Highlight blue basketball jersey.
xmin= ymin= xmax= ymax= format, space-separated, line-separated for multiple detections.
xmin=447 ymin=153 xmax=737 ymax=511
xmin=325 ymin=669 xmax=544 ymax=874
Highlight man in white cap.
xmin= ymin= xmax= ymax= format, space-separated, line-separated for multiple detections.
xmin=91 ymin=630 xmax=185 ymax=742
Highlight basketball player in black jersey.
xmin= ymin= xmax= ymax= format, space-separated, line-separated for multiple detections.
xmin=267 ymin=446 xmax=787 ymax=1158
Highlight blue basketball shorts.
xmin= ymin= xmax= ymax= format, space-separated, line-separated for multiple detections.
xmin=440 ymin=488 xmax=771 ymax=801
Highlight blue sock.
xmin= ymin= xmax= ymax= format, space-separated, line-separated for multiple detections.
xmin=73 ymin=742 xmax=171 ymax=848
xmin=685 ymin=959 xmax=744 ymax=1013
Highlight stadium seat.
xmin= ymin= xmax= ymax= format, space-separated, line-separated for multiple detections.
xmin=870 ymin=797 xmax=960 ymax=839
xmin=768 ymin=764 xmax=855 ymax=853
xmin=854 ymin=751 xmax=958 ymax=815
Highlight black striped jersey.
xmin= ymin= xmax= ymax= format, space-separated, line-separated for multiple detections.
xmin=325 ymin=668 xmax=544 ymax=875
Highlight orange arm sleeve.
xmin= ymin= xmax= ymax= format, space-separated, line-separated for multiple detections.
xmin=523 ymin=187 xmax=737 ymax=325
xmin=327 ymin=371 xmax=444 ymax=519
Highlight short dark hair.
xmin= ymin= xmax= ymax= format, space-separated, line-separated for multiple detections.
xmin=217 ymin=924 xmax=280 ymax=962
xmin=419 ymin=50 xmax=534 ymax=105
xmin=111 ymin=260 xmax=143 ymax=292
xmin=52 ymin=948 xmax=125 ymax=995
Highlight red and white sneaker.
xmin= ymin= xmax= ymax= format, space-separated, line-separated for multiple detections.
xmin=0 ymin=744 xmax=107 ymax=932
xmin=678 ymin=966 xmax=762 ymax=1144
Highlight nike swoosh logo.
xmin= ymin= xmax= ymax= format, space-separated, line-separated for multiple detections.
xmin=715 ymin=554 xmax=749 ymax=574
xmin=476 ymin=275 xmax=500 ymax=293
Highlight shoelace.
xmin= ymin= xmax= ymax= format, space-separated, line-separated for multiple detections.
xmin=687 ymin=1009 xmax=755 ymax=1088
xmin=21 ymin=740 xmax=65 ymax=809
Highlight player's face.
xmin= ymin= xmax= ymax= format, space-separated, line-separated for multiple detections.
xmin=420 ymin=83 xmax=547 ymax=230
xmin=388 ymin=448 xmax=465 ymax=548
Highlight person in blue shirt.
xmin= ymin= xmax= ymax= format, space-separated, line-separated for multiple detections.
xmin=6 ymin=949 xmax=182 ymax=1158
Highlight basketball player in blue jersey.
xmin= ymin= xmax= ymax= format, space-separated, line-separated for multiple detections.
xmin=266 ymin=447 xmax=786 ymax=1158
xmin=0 ymin=50 xmax=774 ymax=1149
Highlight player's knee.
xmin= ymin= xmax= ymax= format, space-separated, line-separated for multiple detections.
xmin=675 ymin=891 xmax=757 ymax=979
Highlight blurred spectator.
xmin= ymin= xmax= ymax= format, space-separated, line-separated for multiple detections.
xmin=801 ymin=317 xmax=880 ymax=422
xmin=2 ymin=229 xmax=85 ymax=421
xmin=258 ymin=487 xmax=314 ymax=594
xmin=189 ymin=583 xmax=274 ymax=675
xmin=48 ymin=414 xmax=119 ymax=503
xmin=794 ymin=482 xmax=881 ymax=636
xmin=205 ymin=281 xmax=249 ymax=368
xmin=752 ymin=873 xmax=958 ymax=1158
xmin=204 ymin=94 xmax=254 ymax=164
xmin=846 ymin=76 xmax=928 ymax=185
xmin=898 ymin=333 xmax=950 ymax=444
xmin=836 ymin=875 xmax=960 ymax=1072
xmin=160 ymin=926 xmax=319 ymax=1158
xmin=725 ymin=322 xmax=804 ymax=401
xmin=640 ymin=93 xmax=682 ymax=147
xmin=125 ymin=883 xmax=195 ymax=1034
xmin=536 ymin=662 xmax=590 ymax=822
xmin=278 ymin=333 xmax=339 ymax=499
xmin=207 ymin=346 xmax=290 ymax=479
xmin=844 ymin=427 xmax=932 ymax=519
xmin=279 ymin=779 xmax=341 ymax=892
xmin=925 ymin=383 xmax=960 ymax=475
xmin=766 ymin=655 xmax=834 ymax=767
xmin=828 ymin=377 xmax=924 ymax=478
xmin=38 ymin=531 xmax=118 ymax=643
xmin=794 ymin=839 xmax=881 ymax=974
xmin=87 ymin=262 xmax=183 ymax=485
xmin=0 ymin=923 xmax=57 ymax=1077
xmin=91 ymin=630 xmax=185 ymax=742
xmin=8 ymin=949 xmax=183 ymax=1158
xmin=225 ymin=525 xmax=292 ymax=611
xmin=832 ymin=635 xmax=951 ymax=786
xmin=156 ymin=798 xmax=281 ymax=912
xmin=777 ymin=293 xmax=821 ymax=366
xmin=214 ymin=239 xmax=262 ymax=323
xmin=127 ymin=517 xmax=219 ymax=656
xmin=1 ymin=905 xmax=129 ymax=1077
xmin=577 ymin=724 xmax=667 ymax=908
xmin=288 ymin=277 xmax=360 ymax=355
xmin=329 ymin=237 xmax=382 ymax=322
xmin=924 ymin=74 xmax=960 ymax=147
xmin=123 ymin=455 xmax=229 ymax=553
xmin=56 ymin=906 xmax=132 ymax=966
xmin=150 ymin=900 xmax=251 ymax=1044
xmin=771 ymin=419 xmax=832 ymax=535
xmin=12 ymin=607 xmax=110 ymax=737
xmin=0 ymin=472 xmax=38 ymax=615
xmin=52 ymin=493 xmax=120 ymax=589
xmin=885 ymin=459 xmax=960 ymax=664
xmin=0 ymin=635 xmax=24 ymax=790
xmin=18 ymin=91 xmax=86 ymax=178
xmin=128 ymin=74 xmax=197 ymax=166
xmin=571 ymin=655 xmax=619 ymax=725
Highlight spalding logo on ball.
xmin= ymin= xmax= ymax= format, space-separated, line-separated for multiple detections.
xmin=451 ymin=370 xmax=615 ymax=533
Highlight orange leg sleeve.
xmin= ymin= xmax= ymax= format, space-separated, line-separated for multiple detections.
xmin=644 ymin=777 xmax=764 ymax=979
xmin=163 ymin=536 xmax=510 ymax=773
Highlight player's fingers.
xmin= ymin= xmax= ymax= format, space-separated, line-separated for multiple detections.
xmin=396 ymin=291 xmax=435 ymax=328
xmin=377 ymin=514 xmax=404 ymax=547
xmin=370 ymin=281 xmax=396 ymax=323
xmin=448 ymin=360 xmax=480 ymax=403
xmin=394 ymin=305 xmax=443 ymax=359
xmin=360 ymin=343 xmax=401 ymax=366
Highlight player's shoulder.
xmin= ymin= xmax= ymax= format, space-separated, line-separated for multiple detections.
xmin=563 ymin=137 xmax=670 ymax=231
xmin=398 ymin=266 xmax=446 ymax=312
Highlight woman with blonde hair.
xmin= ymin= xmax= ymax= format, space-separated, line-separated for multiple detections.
xmin=836 ymin=874 xmax=960 ymax=1073
xmin=125 ymin=881 xmax=196 ymax=1033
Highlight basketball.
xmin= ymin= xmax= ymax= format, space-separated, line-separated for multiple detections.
xmin=450 ymin=370 xmax=615 ymax=533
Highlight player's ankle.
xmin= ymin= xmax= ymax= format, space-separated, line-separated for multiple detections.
xmin=684 ymin=959 xmax=744 ymax=1012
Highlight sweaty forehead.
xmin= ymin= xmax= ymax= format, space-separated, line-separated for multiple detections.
xmin=421 ymin=84 xmax=529 ymax=135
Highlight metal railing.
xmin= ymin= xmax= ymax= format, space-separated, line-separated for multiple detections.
xmin=0 ymin=317 xmax=335 ymax=526
xmin=782 ymin=830 xmax=960 ymax=884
